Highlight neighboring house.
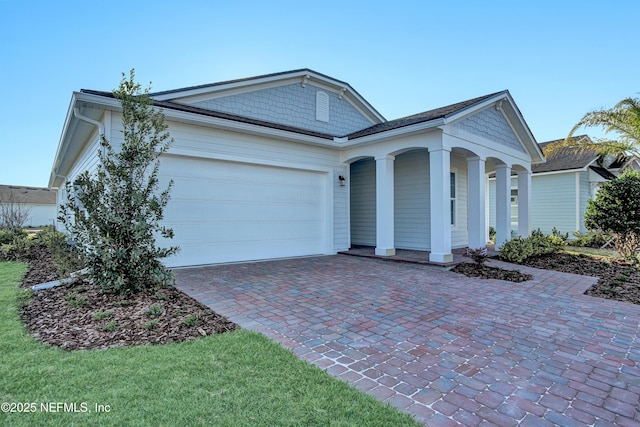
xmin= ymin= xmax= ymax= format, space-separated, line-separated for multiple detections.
xmin=488 ymin=136 xmax=640 ymax=237
xmin=49 ymin=69 xmax=544 ymax=267
xmin=0 ymin=185 xmax=57 ymax=228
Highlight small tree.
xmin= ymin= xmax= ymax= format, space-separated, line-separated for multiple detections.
xmin=59 ymin=70 xmax=179 ymax=294
xmin=584 ymin=169 xmax=640 ymax=258
xmin=0 ymin=189 xmax=32 ymax=230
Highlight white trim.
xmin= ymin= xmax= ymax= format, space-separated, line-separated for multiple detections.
xmin=450 ymin=167 xmax=458 ymax=229
xmin=575 ymin=172 xmax=581 ymax=232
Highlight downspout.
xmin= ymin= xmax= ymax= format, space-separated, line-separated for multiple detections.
xmin=73 ymin=107 xmax=105 ymax=139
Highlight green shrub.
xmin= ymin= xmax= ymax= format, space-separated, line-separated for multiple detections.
xmin=499 ymin=236 xmax=533 ymax=263
xmin=65 ymin=293 xmax=88 ymax=308
xmin=499 ymin=229 xmax=565 ymax=263
xmin=568 ymin=230 xmax=611 ymax=248
xmin=32 ymin=226 xmax=84 ymax=277
xmin=551 ymin=227 xmax=569 ymax=242
xmin=102 ymin=322 xmax=118 ymax=332
xmin=143 ymin=319 xmax=160 ymax=330
xmin=0 ymin=229 xmax=18 ymax=245
xmin=182 ymin=314 xmax=200 ymax=327
xmin=0 ymin=230 xmax=32 ymax=261
xmin=145 ymin=304 xmax=162 ymax=317
xmin=93 ymin=310 xmax=113 ymax=321
xmin=585 ymin=170 xmax=640 ymax=257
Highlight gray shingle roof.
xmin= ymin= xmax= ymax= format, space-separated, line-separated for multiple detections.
xmin=0 ymin=185 xmax=56 ymax=205
xmin=533 ymin=136 xmax=598 ymax=173
xmin=81 ymin=88 xmax=509 ymax=141
xmin=346 ymin=91 xmax=507 ymax=139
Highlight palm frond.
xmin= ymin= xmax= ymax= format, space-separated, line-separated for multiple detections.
xmin=553 ymin=97 xmax=640 ymax=158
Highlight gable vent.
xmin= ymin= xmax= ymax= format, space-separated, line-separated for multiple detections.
xmin=316 ymin=91 xmax=329 ymax=122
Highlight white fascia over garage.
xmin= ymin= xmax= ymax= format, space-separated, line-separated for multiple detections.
xmin=49 ymin=69 xmax=544 ymax=267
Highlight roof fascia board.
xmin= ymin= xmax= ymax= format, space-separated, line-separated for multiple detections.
xmin=344 ymin=118 xmax=446 ymax=147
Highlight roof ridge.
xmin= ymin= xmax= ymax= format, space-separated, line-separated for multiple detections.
xmin=149 ymin=68 xmax=328 ymax=97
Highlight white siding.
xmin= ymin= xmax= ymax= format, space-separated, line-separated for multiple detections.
xmin=350 ymin=158 xmax=376 ymax=246
xmin=23 ymin=204 xmax=57 ymax=227
xmin=489 ymin=172 xmax=580 ymax=236
xmin=578 ymin=171 xmax=590 ymax=233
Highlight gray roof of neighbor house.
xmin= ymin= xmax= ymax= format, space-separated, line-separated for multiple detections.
xmin=533 ymin=136 xmax=599 ymax=173
xmin=0 ymin=185 xmax=56 ymax=205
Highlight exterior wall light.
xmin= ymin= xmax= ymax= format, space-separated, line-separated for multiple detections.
xmin=338 ymin=175 xmax=346 ymax=187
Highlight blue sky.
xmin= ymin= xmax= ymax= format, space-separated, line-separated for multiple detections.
xmin=1 ymin=0 xmax=638 ymax=187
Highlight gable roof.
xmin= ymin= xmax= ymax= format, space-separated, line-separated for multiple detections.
xmin=346 ymin=92 xmax=505 ymax=139
xmin=51 ymin=70 xmax=544 ymax=187
xmin=534 ymin=136 xmax=599 ymax=173
xmin=0 ymin=185 xmax=56 ymax=205
xmin=151 ymin=68 xmax=386 ymax=125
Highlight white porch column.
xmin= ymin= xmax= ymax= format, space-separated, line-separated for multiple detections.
xmin=467 ymin=156 xmax=487 ymax=250
xmin=495 ymin=164 xmax=512 ymax=248
xmin=375 ymin=155 xmax=395 ymax=256
xmin=429 ymin=148 xmax=453 ymax=263
xmin=517 ymin=170 xmax=531 ymax=237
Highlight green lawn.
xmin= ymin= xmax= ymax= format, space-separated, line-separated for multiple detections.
xmin=563 ymin=246 xmax=620 ymax=258
xmin=0 ymin=262 xmax=419 ymax=427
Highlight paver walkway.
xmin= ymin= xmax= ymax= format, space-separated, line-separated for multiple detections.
xmin=174 ymin=255 xmax=640 ymax=426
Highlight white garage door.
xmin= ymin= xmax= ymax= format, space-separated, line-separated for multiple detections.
xmin=160 ymin=155 xmax=327 ymax=267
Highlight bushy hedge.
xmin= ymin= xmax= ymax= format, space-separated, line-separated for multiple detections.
xmin=0 ymin=226 xmax=83 ymax=276
xmin=499 ymin=229 xmax=565 ymax=263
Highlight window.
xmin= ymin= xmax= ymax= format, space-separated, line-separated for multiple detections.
xmin=510 ymin=189 xmax=518 ymax=226
xmin=450 ymin=172 xmax=456 ymax=226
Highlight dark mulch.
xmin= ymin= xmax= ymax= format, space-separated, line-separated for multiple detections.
xmin=521 ymin=252 xmax=640 ymax=305
xmin=20 ymin=246 xmax=59 ymax=288
xmin=451 ymin=262 xmax=533 ymax=283
xmin=18 ymin=247 xmax=238 ymax=351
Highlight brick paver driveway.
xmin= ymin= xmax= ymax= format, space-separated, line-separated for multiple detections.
xmin=174 ymin=255 xmax=640 ymax=426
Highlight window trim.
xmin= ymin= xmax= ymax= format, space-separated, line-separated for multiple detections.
xmin=450 ymin=170 xmax=457 ymax=227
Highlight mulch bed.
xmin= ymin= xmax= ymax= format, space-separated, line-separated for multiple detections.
xmin=451 ymin=262 xmax=533 ymax=282
xmin=18 ymin=247 xmax=237 ymax=351
xmin=521 ymin=252 xmax=640 ymax=305
xmin=451 ymin=251 xmax=640 ymax=306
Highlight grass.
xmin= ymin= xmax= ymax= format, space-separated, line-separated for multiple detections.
xmin=0 ymin=262 xmax=419 ymax=427
xmin=564 ymin=246 xmax=620 ymax=258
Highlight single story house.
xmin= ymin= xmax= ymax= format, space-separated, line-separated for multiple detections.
xmin=0 ymin=185 xmax=57 ymax=228
xmin=488 ymin=136 xmax=640 ymax=237
xmin=49 ymin=69 xmax=544 ymax=267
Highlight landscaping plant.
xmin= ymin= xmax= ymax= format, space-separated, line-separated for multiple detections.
xmin=498 ymin=229 xmax=565 ymax=263
xmin=59 ymin=70 xmax=178 ymax=294
xmin=584 ymin=169 xmax=640 ymax=258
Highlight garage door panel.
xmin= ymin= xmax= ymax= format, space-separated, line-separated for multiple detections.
xmin=160 ymin=156 xmax=326 ymax=267
xmin=168 ymin=201 xmax=322 ymax=221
